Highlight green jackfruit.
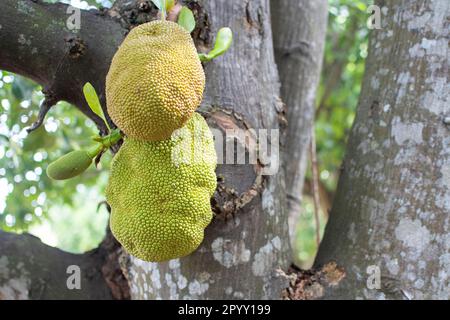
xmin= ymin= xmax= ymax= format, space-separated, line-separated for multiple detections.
xmin=106 ymin=20 xmax=205 ymax=142
xmin=106 ymin=113 xmax=217 ymax=262
xmin=47 ymin=150 xmax=93 ymax=180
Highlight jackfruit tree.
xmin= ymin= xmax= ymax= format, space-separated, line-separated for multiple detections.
xmin=0 ymin=0 xmax=449 ymax=301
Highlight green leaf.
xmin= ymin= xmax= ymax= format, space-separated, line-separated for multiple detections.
xmin=199 ymin=27 xmax=233 ymax=62
xmin=210 ymin=27 xmax=233 ymax=57
xmin=178 ymin=7 xmax=196 ymax=33
xmin=82 ymin=82 xmax=110 ymax=131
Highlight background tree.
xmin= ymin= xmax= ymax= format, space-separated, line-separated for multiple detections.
xmin=316 ymin=0 xmax=450 ymax=299
xmin=271 ymin=0 xmax=327 ymax=253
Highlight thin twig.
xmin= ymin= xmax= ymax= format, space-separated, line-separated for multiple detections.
xmin=309 ymin=126 xmax=321 ymax=247
xmin=26 ymin=95 xmax=58 ymax=133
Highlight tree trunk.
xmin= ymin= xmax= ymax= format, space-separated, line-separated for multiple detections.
xmin=315 ymin=0 xmax=450 ymax=300
xmin=127 ymin=0 xmax=292 ymax=300
xmin=271 ymin=0 xmax=328 ymax=246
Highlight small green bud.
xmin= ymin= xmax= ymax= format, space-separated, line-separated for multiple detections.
xmin=46 ymin=150 xmax=94 ymax=180
xmin=199 ymin=27 xmax=233 ymax=62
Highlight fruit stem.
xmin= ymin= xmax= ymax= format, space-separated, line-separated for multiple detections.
xmin=198 ymin=53 xmax=211 ymax=62
xmin=87 ymin=129 xmax=123 ymax=158
xmin=86 ymin=143 xmax=104 ymax=159
xmin=161 ymin=0 xmax=167 ymax=21
xmin=102 ymin=129 xmax=123 ymax=148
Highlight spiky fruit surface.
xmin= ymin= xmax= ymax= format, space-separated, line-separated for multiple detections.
xmin=47 ymin=150 xmax=92 ymax=180
xmin=106 ymin=113 xmax=217 ymax=262
xmin=106 ymin=20 xmax=205 ymax=141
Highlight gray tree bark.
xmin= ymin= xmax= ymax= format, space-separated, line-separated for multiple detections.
xmin=315 ymin=0 xmax=450 ymax=300
xmin=0 ymin=230 xmax=128 ymax=299
xmin=127 ymin=0 xmax=292 ymax=299
xmin=271 ymin=0 xmax=328 ymax=247
xmin=0 ymin=0 xmax=125 ymax=133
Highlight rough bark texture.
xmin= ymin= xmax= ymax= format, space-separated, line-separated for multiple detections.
xmin=127 ymin=0 xmax=292 ymax=300
xmin=271 ymin=0 xmax=328 ymax=246
xmin=315 ymin=0 xmax=450 ymax=300
xmin=0 ymin=230 xmax=126 ymax=299
xmin=0 ymin=0 xmax=294 ymax=299
xmin=0 ymin=0 xmax=126 ymax=133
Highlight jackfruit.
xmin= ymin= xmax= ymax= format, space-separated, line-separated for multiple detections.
xmin=47 ymin=150 xmax=94 ymax=180
xmin=106 ymin=113 xmax=217 ymax=261
xmin=106 ymin=20 xmax=205 ymax=142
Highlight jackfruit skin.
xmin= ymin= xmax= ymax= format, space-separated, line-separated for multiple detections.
xmin=47 ymin=150 xmax=93 ymax=180
xmin=106 ymin=113 xmax=217 ymax=262
xmin=106 ymin=20 xmax=205 ymax=142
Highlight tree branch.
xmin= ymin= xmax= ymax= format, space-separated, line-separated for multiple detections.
xmin=271 ymin=0 xmax=328 ymax=243
xmin=26 ymin=94 xmax=58 ymax=133
xmin=0 ymin=229 xmax=128 ymax=299
xmin=0 ymin=0 xmax=129 ymax=133
xmin=309 ymin=128 xmax=321 ymax=247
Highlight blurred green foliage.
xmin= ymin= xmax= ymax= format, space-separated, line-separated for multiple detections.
xmin=0 ymin=1 xmax=112 ymax=253
xmin=317 ymin=0 xmax=370 ymax=191
xmin=0 ymin=70 xmax=111 ymax=251
xmin=0 ymin=0 xmax=369 ymax=259
xmin=294 ymin=0 xmax=370 ymax=268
